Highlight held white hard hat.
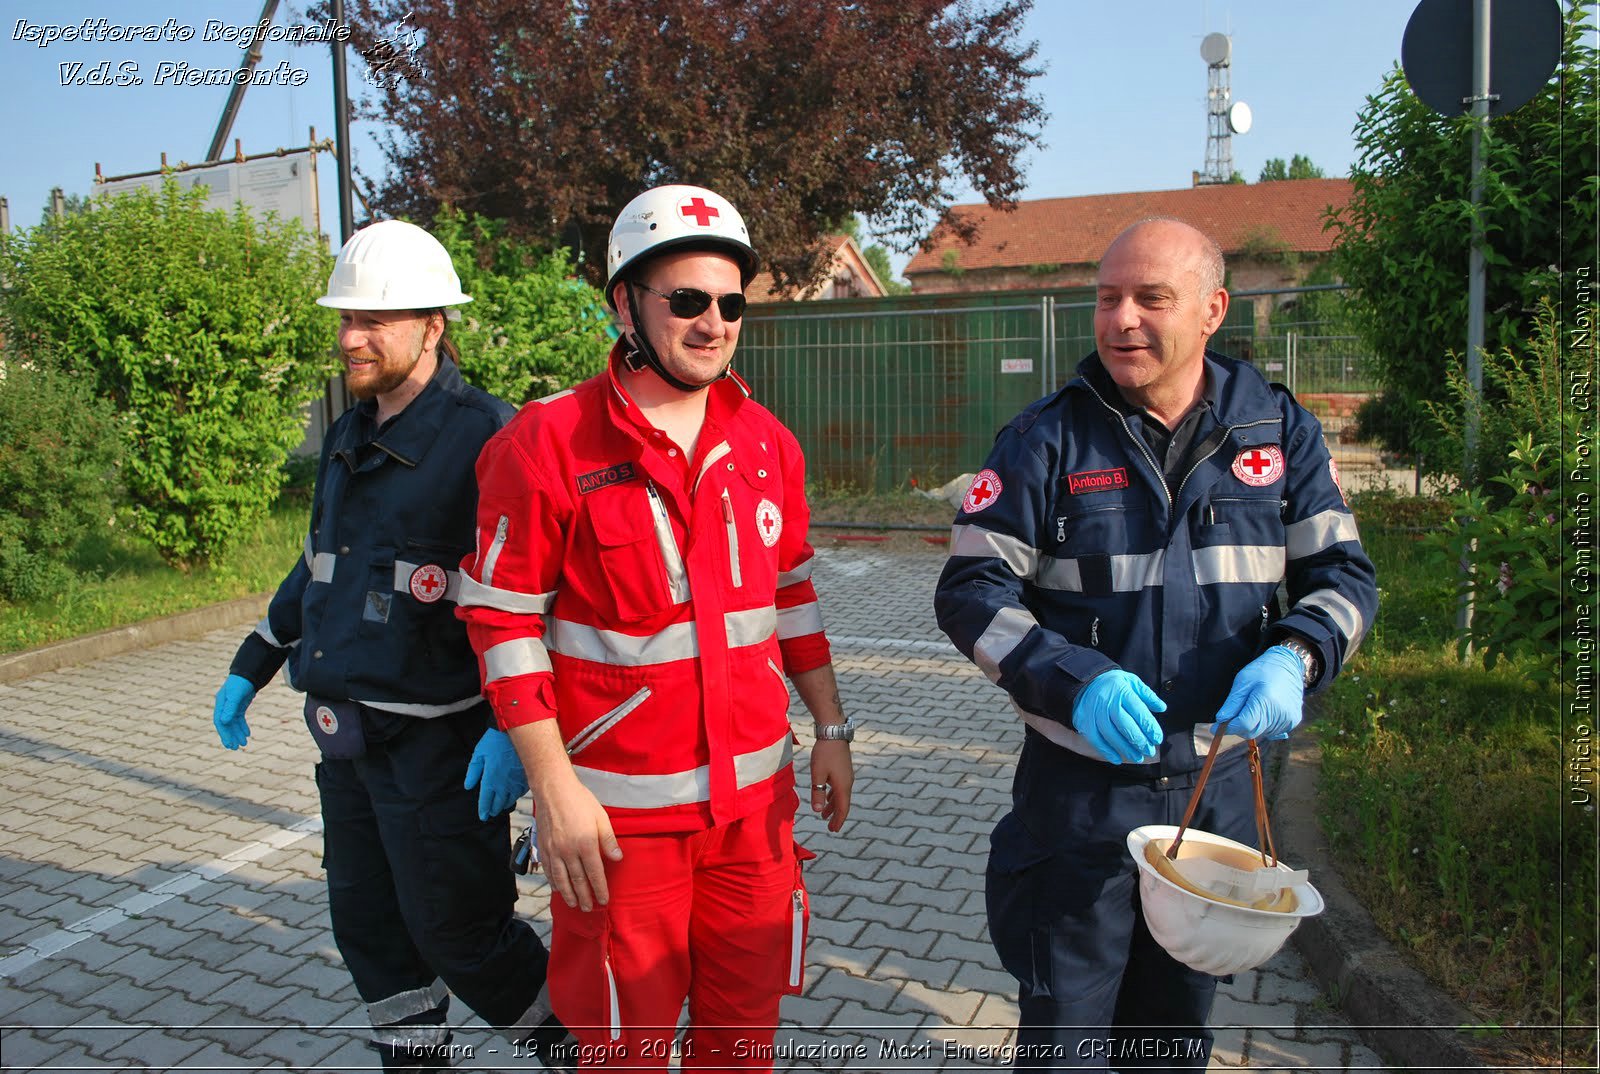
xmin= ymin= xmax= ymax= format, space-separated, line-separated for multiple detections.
xmin=318 ymin=220 xmax=472 ymax=311
xmin=1127 ymin=824 xmax=1325 ymax=976
xmin=604 ymin=184 xmax=756 ymax=308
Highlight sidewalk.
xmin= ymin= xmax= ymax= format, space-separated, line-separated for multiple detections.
xmin=0 ymin=542 xmax=1390 ymax=1071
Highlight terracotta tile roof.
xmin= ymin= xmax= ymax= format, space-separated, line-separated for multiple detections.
xmin=904 ymin=179 xmax=1353 ymax=276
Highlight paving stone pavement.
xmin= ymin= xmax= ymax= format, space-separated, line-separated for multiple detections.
xmin=0 ymin=542 xmax=1390 ymax=1072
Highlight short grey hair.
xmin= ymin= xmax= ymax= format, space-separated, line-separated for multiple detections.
xmin=1120 ymin=216 xmax=1226 ymax=296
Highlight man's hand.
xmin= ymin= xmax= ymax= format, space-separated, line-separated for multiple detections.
xmin=532 ymin=773 xmax=624 ymax=912
xmin=1071 ymin=670 xmax=1166 ymax=764
xmin=464 ymin=727 xmax=529 ymax=821
xmin=1211 ymin=646 xmax=1306 ymax=741
xmin=212 ymin=675 xmax=256 ymax=750
xmin=808 ymin=740 xmax=853 ymax=832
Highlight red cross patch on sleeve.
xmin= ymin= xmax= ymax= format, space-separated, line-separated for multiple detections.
xmin=409 ymin=563 xmax=448 ymax=603
xmin=962 ymin=469 xmax=1003 ymax=514
xmin=1231 ymin=446 xmax=1285 ymax=487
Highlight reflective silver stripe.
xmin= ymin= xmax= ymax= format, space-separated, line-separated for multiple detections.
xmin=972 ymin=606 xmax=1038 ymax=683
xmin=549 ymin=608 xmax=776 ymax=666
xmin=1036 ymin=550 xmax=1165 ymax=592
xmin=1019 ymin=707 xmax=1246 ymax=764
xmin=948 ymin=524 xmax=1039 ymax=578
xmin=484 ymin=637 xmax=553 ymax=683
xmin=1297 ymin=588 xmax=1368 ymax=653
xmin=509 ymin=982 xmax=556 ymax=1034
xmin=302 ymin=533 xmax=313 ymax=571
xmin=648 ymin=485 xmax=691 ymax=603
xmin=573 ymin=735 xmax=793 ymax=810
xmin=393 ymin=561 xmax=462 ymax=602
xmin=368 ymin=981 xmax=448 ymax=1026
xmin=697 ymin=441 xmax=731 ymax=493
xmin=729 ymin=605 xmax=780 ymax=647
xmin=776 ymin=602 xmax=823 ymax=640
xmin=777 ymin=556 xmax=815 ymax=588
xmin=1192 ymin=545 xmax=1286 ymax=585
xmin=723 ymin=489 xmax=743 ymax=588
xmin=481 ymin=515 xmax=510 ymax=588
xmin=1286 ymin=509 xmax=1362 ymax=560
xmin=355 ymin=695 xmax=483 ymax=718
xmin=535 ymin=388 xmax=575 ymax=405
xmin=456 ymin=574 xmax=555 ymax=614
xmin=253 ymin=616 xmax=283 ymax=649
xmin=566 ymin=687 xmax=651 ymax=756
xmin=310 ymin=552 xmax=336 ymax=584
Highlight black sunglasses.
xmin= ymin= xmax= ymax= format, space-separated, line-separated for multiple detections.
xmin=636 ymin=283 xmax=747 ymax=322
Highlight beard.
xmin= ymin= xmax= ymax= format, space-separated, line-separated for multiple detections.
xmin=343 ymin=350 xmax=419 ymax=400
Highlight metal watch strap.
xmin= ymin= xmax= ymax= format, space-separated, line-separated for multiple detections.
xmin=814 ymin=718 xmax=856 ymax=742
xmin=1277 ymin=638 xmax=1318 ymax=687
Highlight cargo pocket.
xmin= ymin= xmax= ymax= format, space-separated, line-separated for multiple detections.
xmin=786 ymin=843 xmax=818 ymax=994
xmin=552 ymin=902 xmax=622 ymax=1042
xmin=588 ymin=489 xmax=674 ymax=621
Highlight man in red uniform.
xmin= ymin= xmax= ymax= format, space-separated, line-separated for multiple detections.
xmin=457 ymin=184 xmax=854 ymax=1070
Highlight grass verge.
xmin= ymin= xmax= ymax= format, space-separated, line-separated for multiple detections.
xmin=0 ymin=497 xmax=307 ymax=655
xmin=1314 ymin=489 xmax=1596 ymax=1067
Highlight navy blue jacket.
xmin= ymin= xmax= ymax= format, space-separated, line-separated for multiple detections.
xmin=934 ymin=351 xmax=1377 ymax=778
xmin=231 ymin=360 xmax=515 ymax=716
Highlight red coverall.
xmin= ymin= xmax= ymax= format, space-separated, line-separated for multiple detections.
xmin=458 ymin=347 xmax=831 ymax=1069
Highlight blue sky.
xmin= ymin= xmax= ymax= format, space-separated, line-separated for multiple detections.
xmin=2 ymin=1 xmax=1416 ymax=273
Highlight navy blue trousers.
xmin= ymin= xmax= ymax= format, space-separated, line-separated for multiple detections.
xmin=316 ymin=704 xmax=551 ymax=1036
xmin=986 ymin=739 xmax=1262 ymax=1071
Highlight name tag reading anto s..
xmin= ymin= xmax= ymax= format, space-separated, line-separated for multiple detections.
xmin=575 ymin=461 xmax=640 ymax=495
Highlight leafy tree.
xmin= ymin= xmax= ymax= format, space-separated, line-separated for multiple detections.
xmin=0 ymin=363 xmax=121 ymax=601
xmin=337 ymin=0 xmax=1044 ymax=292
xmin=1327 ymin=1 xmax=1597 ymax=479
xmin=0 ymin=182 xmax=334 ymax=567
xmin=429 ymin=208 xmax=614 ymax=403
xmin=1258 ymin=154 xmax=1325 ymax=181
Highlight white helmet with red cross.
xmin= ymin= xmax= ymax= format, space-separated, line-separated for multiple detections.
xmin=604 ymin=184 xmax=757 ymax=309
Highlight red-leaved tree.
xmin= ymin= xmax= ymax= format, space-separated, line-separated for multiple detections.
xmin=338 ymin=0 xmax=1044 ymax=290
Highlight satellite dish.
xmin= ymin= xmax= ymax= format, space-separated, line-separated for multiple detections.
xmin=1228 ymin=100 xmax=1253 ymax=134
xmin=1200 ymin=32 xmax=1232 ymax=66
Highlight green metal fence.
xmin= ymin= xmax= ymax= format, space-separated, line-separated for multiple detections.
xmin=736 ymin=285 xmax=1373 ymax=490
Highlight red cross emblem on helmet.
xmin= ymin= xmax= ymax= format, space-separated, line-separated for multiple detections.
xmin=678 ymin=195 xmax=721 ymax=228
xmin=962 ymin=469 xmax=1003 ymax=514
xmin=409 ymin=563 xmax=448 ymax=603
xmin=756 ymin=499 xmax=783 ymax=548
xmin=1231 ymin=446 xmax=1285 ymax=487
xmin=316 ymin=706 xmax=339 ymax=734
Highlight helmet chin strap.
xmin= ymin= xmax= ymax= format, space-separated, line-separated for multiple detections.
xmin=621 ymin=280 xmax=730 ymax=393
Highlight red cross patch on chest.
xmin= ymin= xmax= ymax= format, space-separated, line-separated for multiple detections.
xmin=1231 ymin=445 xmax=1286 ymax=487
xmin=962 ymin=469 xmax=1003 ymax=514
xmin=409 ymin=563 xmax=448 ymax=603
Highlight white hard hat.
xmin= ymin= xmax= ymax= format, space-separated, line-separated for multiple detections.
xmin=1127 ymin=825 xmax=1325 ymax=976
xmin=318 ymin=220 xmax=472 ymax=310
xmin=605 ymin=184 xmax=756 ymax=309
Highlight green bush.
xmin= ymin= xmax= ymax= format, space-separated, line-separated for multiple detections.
xmin=1429 ymin=307 xmax=1589 ymax=679
xmin=0 ymin=181 xmax=334 ymax=567
xmin=430 ymin=208 xmax=613 ymax=404
xmin=0 ymin=362 xmax=122 ymax=601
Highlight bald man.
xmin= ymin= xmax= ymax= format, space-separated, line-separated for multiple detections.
xmin=934 ymin=219 xmax=1377 ymax=1070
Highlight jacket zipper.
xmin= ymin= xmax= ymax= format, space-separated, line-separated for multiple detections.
xmin=1090 ymin=617 xmax=1100 ymax=647
xmin=481 ymin=515 xmax=510 ymax=587
xmin=565 ymin=686 xmax=653 ymax=756
xmin=722 ymin=490 xmax=743 ymax=588
xmin=646 ymin=483 xmax=692 ymax=603
xmin=788 ymin=889 xmax=806 ymax=988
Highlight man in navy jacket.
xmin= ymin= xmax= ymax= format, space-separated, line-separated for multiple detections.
xmin=935 ymin=218 xmax=1377 ymax=1070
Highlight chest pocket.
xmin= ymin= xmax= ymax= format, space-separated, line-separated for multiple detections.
xmin=1048 ymin=493 xmax=1158 ymax=598
xmin=586 ymin=487 xmax=680 ymax=622
xmin=726 ymin=464 xmax=781 ymax=592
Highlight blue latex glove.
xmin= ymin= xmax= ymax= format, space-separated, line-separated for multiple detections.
xmin=1071 ymin=670 xmax=1167 ymax=764
xmin=465 ymin=727 xmax=528 ymax=821
xmin=1211 ymin=646 xmax=1306 ymax=741
xmin=213 ymin=674 xmax=256 ymax=750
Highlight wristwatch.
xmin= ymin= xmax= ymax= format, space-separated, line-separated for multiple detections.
xmin=814 ymin=718 xmax=857 ymax=742
xmin=1276 ymin=637 xmax=1320 ymax=688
